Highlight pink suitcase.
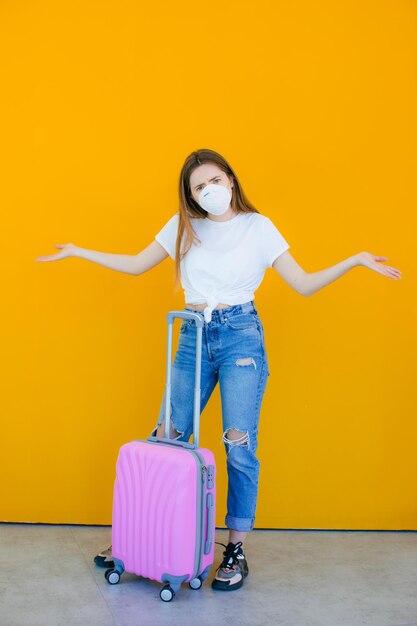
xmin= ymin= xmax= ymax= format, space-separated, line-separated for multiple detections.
xmin=105 ymin=310 xmax=216 ymax=602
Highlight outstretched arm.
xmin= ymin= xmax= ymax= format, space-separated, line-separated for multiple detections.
xmin=272 ymin=251 xmax=402 ymax=297
xmin=35 ymin=239 xmax=169 ymax=276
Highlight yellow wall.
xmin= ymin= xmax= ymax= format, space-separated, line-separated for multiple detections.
xmin=1 ymin=1 xmax=415 ymax=528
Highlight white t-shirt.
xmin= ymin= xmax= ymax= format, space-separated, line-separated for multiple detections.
xmin=155 ymin=211 xmax=290 ymax=323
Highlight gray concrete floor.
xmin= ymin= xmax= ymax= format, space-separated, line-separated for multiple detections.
xmin=1 ymin=524 xmax=417 ymax=626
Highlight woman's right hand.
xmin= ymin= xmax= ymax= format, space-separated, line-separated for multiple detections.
xmin=35 ymin=243 xmax=78 ymax=262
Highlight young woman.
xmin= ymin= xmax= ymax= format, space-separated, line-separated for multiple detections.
xmin=36 ymin=148 xmax=402 ymax=591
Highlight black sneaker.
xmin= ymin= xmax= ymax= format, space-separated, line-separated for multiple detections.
xmin=211 ymin=541 xmax=249 ymax=591
xmin=93 ymin=545 xmax=114 ymax=569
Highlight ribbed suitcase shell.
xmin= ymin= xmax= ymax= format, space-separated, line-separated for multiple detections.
xmin=111 ymin=440 xmax=216 ymax=583
xmin=108 ymin=309 xmax=216 ymax=597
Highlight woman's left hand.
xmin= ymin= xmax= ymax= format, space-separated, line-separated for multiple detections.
xmin=355 ymin=252 xmax=402 ymax=280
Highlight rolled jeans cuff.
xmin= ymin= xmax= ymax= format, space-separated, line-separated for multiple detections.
xmin=225 ymin=514 xmax=254 ymax=532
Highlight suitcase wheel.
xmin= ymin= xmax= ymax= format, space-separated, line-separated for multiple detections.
xmin=160 ymin=585 xmax=175 ymax=602
xmin=105 ymin=569 xmax=121 ymax=585
xmin=188 ymin=576 xmax=203 ymax=590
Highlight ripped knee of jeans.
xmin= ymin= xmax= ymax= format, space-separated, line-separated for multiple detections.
xmin=152 ymin=403 xmax=184 ymax=440
xmin=221 ymin=428 xmax=250 ymax=454
xmin=153 ymin=418 xmax=183 ymax=439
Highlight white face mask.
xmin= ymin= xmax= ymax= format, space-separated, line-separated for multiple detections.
xmin=197 ymin=183 xmax=232 ymax=216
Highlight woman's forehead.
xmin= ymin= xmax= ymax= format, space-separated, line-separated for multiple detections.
xmin=189 ymin=163 xmax=224 ymax=185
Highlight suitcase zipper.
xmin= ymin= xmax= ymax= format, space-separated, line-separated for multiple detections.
xmin=190 ymin=449 xmax=206 ymax=580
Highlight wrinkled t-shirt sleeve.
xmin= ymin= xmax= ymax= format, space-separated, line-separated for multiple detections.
xmin=154 ymin=213 xmax=179 ymax=260
xmin=262 ymin=217 xmax=290 ymax=268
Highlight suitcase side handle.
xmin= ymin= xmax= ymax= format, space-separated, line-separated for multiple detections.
xmin=204 ymin=492 xmax=215 ymax=554
xmin=147 ymin=309 xmax=204 ymax=449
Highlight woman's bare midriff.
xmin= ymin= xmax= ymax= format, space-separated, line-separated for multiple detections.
xmin=185 ymin=303 xmax=231 ymax=312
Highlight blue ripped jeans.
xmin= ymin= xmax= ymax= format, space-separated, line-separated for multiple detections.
xmin=151 ymin=301 xmax=270 ymax=532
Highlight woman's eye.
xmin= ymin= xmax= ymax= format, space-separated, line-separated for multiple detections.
xmin=197 ymin=179 xmax=221 ymax=191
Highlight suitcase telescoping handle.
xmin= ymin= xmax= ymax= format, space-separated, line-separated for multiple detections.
xmin=147 ymin=310 xmax=204 ymax=449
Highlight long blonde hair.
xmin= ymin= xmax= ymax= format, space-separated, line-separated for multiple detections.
xmin=175 ymin=148 xmax=259 ymax=290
